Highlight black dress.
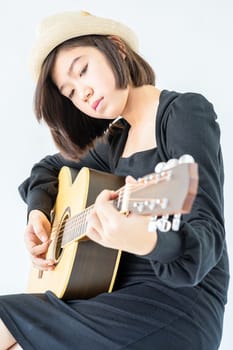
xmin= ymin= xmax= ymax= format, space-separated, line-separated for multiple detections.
xmin=0 ymin=90 xmax=229 ymax=349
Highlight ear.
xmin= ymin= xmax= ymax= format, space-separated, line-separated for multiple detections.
xmin=107 ymin=35 xmax=126 ymax=59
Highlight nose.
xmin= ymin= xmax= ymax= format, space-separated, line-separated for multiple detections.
xmin=79 ymin=86 xmax=93 ymax=102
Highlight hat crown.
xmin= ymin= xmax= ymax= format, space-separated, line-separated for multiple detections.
xmin=30 ymin=10 xmax=139 ymax=81
xmin=37 ymin=11 xmax=92 ymax=35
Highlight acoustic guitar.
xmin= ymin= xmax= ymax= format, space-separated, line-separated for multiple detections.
xmin=27 ymin=156 xmax=198 ymax=299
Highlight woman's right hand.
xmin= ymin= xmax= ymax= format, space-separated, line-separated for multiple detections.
xmin=24 ymin=209 xmax=55 ymax=270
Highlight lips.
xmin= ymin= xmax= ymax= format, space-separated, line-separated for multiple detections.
xmin=92 ymin=97 xmax=103 ymax=111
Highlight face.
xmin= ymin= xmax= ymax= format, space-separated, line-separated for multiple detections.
xmin=52 ymin=45 xmax=129 ymax=119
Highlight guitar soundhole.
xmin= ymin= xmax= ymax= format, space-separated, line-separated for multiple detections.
xmin=55 ymin=212 xmax=69 ymax=261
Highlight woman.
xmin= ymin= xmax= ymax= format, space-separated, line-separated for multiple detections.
xmin=0 ymin=11 xmax=229 ymax=350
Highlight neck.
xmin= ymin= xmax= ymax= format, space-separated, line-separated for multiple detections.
xmin=121 ymin=85 xmax=161 ymax=126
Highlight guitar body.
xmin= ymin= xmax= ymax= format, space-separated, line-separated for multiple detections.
xmin=27 ymin=158 xmax=198 ymax=300
xmin=27 ymin=167 xmax=125 ymax=300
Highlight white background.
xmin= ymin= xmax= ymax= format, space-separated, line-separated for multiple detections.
xmin=0 ymin=1 xmax=232 ymax=349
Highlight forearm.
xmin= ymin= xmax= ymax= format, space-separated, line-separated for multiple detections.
xmin=18 ymin=153 xmax=68 ymax=218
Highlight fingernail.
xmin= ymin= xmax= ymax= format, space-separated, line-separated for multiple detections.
xmin=41 ymin=235 xmax=47 ymax=242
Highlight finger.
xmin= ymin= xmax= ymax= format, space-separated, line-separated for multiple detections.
xmin=125 ymin=175 xmax=137 ymax=184
xmin=86 ymin=210 xmax=103 ymax=244
xmin=28 ymin=210 xmax=51 ymax=243
xmin=30 ymin=240 xmax=51 ymax=257
xmin=86 ymin=210 xmax=102 ymax=233
xmin=31 ymin=256 xmax=55 ymax=271
xmin=95 ymin=190 xmax=118 ymax=219
xmin=96 ymin=189 xmax=117 ymax=202
xmin=33 ymin=222 xmax=50 ymax=243
xmin=85 ymin=226 xmax=102 ymax=245
xmin=24 ymin=226 xmax=49 ymax=251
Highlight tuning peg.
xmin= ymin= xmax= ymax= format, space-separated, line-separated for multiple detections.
xmin=179 ymin=154 xmax=195 ymax=164
xmin=156 ymin=215 xmax=171 ymax=232
xmin=165 ymin=158 xmax=178 ymax=169
xmin=172 ymin=214 xmax=181 ymax=231
xmin=144 ymin=200 xmax=157 ymax=211
xmin=133 ymin=202 xmax=145 ymax=213
xmin=148 ymin=216 xmax=158 ymax=232
xmin=159 ymin=198 xmax=168 ymax=209
xmin=154 ymin=162 xmax=166 ymax=173
xmin=148 ymin=215 xmax=181 ymax=233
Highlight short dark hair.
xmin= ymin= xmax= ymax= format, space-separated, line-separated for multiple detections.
xmin=34 ymin=35 xmax=155 ymax=160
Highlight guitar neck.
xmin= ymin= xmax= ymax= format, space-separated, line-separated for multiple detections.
xmin=60 ymin=160 xmax=198 ymax=247
xmin=60 ymin=194 xmax=124 ymax=247
xmin=61 ymin=206 xmax=93 ymax=247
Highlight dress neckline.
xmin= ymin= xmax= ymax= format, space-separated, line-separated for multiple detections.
xmin=120 ymin=90 xmax=165 ymax=160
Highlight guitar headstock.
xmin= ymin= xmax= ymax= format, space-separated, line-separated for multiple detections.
xmin=116 ymin=154 xmax=199 ymax=232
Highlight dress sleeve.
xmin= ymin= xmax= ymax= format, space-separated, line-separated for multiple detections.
xmin=143 ymin=92 xmax=225 ymax=287
xmin=18 ymin=137 xmax=112 ymax=219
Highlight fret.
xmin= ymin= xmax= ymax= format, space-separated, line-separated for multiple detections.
xmin=61 ymin=206 xmax=90 ymax=247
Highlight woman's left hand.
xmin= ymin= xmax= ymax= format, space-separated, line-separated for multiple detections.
xmin=86 ymin=179 xmax=158 ymax=255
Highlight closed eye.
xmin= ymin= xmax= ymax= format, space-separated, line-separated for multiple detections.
xmin=80 ymin=64 xmax=88 ymax=77
xmin=68 ymin=89 xmax=75 ymax=99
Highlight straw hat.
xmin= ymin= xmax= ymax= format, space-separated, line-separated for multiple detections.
xmin=30 ymin=11 xmax=139 ymax=81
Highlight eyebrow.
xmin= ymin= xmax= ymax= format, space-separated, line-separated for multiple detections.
xmin=59 ymin=56 xmax=81 ymax=94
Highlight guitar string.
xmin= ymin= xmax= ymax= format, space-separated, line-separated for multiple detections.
xmin=48 ymin=174 xmax=165 ymax=245
xmin=48 ymin=182 xmax=141 ymax=244
xmin=49 ymin=191 xmax=128 ymax=243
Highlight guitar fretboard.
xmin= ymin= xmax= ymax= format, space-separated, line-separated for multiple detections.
xmin=59 ymin=193 xmax=125 ymax=247
xmin=60 ymin=206 xmax=93 ymax=247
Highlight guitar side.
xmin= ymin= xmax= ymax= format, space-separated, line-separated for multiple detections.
xmin=27 ymin=166 xmax=125 ymax=299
